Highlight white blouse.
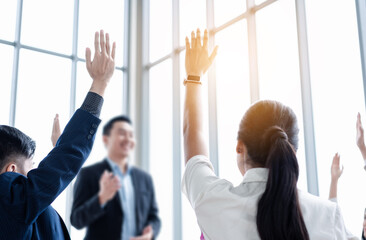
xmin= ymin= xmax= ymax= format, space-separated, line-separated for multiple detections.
xmin=182 ymin=155 xmax=357 ymax=240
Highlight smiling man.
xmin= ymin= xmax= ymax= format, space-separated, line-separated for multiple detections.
xmin=70 ymin=116 xmax=161 ymax=240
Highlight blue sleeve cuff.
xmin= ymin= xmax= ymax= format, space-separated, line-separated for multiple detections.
xmin=80 ymin=92 xmax=104 ymax=118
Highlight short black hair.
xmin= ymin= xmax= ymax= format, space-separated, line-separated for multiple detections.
xmin=0 ymin=125 xmax=36 ymax=171
xmin=103 ymin=115 xmax=132 ymax=136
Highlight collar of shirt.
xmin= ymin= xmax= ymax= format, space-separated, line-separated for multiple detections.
xmin=105 ymin=158 xmax=132 ymax=177
xmin=241 ymin=168 xmax=269 ymax=184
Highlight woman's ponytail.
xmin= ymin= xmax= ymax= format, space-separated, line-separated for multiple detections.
xmin=238 ymin=101 xmax=309 ymax=240
xmin=256 ymin=126 xmax=309 ymax=240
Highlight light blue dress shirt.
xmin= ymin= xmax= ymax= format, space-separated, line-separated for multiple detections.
xmin=106 ymin=158 xmax=136 ymax=240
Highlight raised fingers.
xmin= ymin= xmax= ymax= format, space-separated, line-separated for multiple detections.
xmin=333 ymin=153 xmax=340 ymax=166
xmin=111 ymin=42 xmax=116 ymax=60
xmin=357 ymin=113 xmax=362 ymax=128
xmin=106 ymin=33 xmax=111 ymax=56
xmin=191 ymin=31 xmax=196 ymax=50
xmin=203 ymin=29 xmax=208 ymax=51
xmin=196 ymin=29 xmax=201 ymax=48
xmin=94 ymin=31 xmax=100 ymax=53
xmin=185 ymin=36 xmax=190 ymax=51
xmin=85 ymin=47 xmax=92 ymax=70
xmin=100 ymin=30 xmax=106 ymax=53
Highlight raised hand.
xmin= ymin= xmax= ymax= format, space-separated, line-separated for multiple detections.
xmin=130 ymin=225 xmax=153 ymax=240
xmin=86 ymin=30 xmax=116 ymax=97
xmin=185 ymin=29 xmax=218 ymax=78
xmin=330 ymin=153 xmax=344 ymax=182
xmin=357 ymin=113 xmax=366 ymax=149
xmin=51 ymin=114 xmax=61 ymax=147
xmin=98 ymin=170 xmax=121 ymax=206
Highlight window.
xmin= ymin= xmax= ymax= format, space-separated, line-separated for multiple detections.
xmin=149 ymin=0 xmax=172 ymax=62
xmin=3 ymin=0 xmax=366 ymax=239
xmin=306 ymin=0 xmax=365 ymax=235
xmin=78 ymin=0 xmax=125 ymax=67
xmin=0 ymin=1 xmax=17 ymax=41
xmin=149 ymin=60 xmax=174 ymax=240
xmin=180 ymin=0 xmax=206 ymax=45
xmin=0 ymin=0 xmax=128 ymax=237
xmin=15 ymin=49 xmax=71 ymax=220
xmin=21 ymin=0 xmax=74 ymax=54
xmin=0 ymin=45 xmax=13 ymax=125
xmin=214 ymin=0 xmax=246 ymax=27
xmin=145 ymin=0 xmax=366 ymax=239
xmin=256 ymin=0 xmax=307 ymax=190
xmin=215 ymin=21 xmax=251 ymax=186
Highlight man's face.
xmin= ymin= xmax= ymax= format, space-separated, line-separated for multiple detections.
xmin=104 ymin=121 xmax=135 ymax=158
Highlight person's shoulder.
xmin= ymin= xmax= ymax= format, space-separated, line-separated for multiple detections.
xmin=130 ymin=166 xmax=155 ymax=185
xmin=79 ymin=159 xmax=109 ymax=175
xmin=131 ymin=166 xmax=151 ymax=179
xmin=298 ymin=189 xmax=338 ymax=219
xmin=299 ymin=189 xmax=336 ymax=207
xmin=0 ymin=172 xmax=26 ymax=188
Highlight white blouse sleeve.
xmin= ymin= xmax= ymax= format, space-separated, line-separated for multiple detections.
xmin=181 ymin=155 xmax=219 ymax=209
xmin=333 ymin=204 xmax=359 ymax=240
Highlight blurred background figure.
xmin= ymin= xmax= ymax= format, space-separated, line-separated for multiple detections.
xmin=70 ymin=115 xmax=161 ymax=240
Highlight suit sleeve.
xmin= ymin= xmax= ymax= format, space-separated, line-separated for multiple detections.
xmin=70 ymin=168 xmax=105 ymax=229
xmin=147 ymin=175 xmax=161 ymax=239
xmin=0 ymin=109 xmax=101 ymax=225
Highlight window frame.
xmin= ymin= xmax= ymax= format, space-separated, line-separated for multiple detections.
xmin=0 ymin=0 xmax=130 ymax=233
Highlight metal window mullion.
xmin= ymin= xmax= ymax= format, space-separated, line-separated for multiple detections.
xmin=64 ymin=0 xmax=80 ymax=234
xmin=206 ymin=0 xmax=219 ymax=176
xmin=0 ymin=39 xmax=16 ymax=46
xmin=295 ymin=0 xmax=319 ymax=196
xmin=123 ymin=0 xmax=132 ymax=115
xmin=139 ymin=0 xmax=150 ymax=171
xmin=246 ymin=0 xmax=260 ymax=103
xmin=69 ymin=0 xmax=79 ymax=119
xmin=19 ymin=44 xmax=72 ymax=59
xmin=356 ymin=0 xmax=366 ymax=109
xmin=172 ymin=1 xmax=182 ymax=240
xmin=9 ymin=0 xmax=24 ymax=126
xmin=146 ymin=53 xmax=172 ymax=69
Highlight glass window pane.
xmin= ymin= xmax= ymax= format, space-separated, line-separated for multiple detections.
xmin=78 ymin=0 xmax=125 ymax=67
xmin=306 ymin=0 xmax=365 ymax=235
xmin=0 ymin=45 xmax=13 ymax=125
xmin=0 ymin=1 xmax=17 ymax=41
xmin=256 ymin=0 xmax=307 ymax=191
xmin=149 ymin=60 xmax=173 ymax=240
xmin=150 ymin=0 xmax=172 ymax=62
xmin=15 ymin=49 xmax=71 ymax=220
xmin=214 ymin=0 xmax=246 ymax=27
xmin=215 ymin=21 xmax=251 ymax=186
xmin=21 ymin=0 xmax=74 ymax=54
xmin=180 ymin=0 xmax=206 ymax=46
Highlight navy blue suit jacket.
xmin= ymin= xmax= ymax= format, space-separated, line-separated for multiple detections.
xmin=0 ymin=109 xmax=101 ymax=240
xmin=70 ymin=160 xmax=161 ymax=240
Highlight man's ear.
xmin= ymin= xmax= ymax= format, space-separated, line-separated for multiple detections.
xmin=102 ymin=135 xmax=109 ymax=147
xmin=5 ymin=163 xmax=17 ymax=173
xmin=236 ymin=140 xmax=245 ymax=154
